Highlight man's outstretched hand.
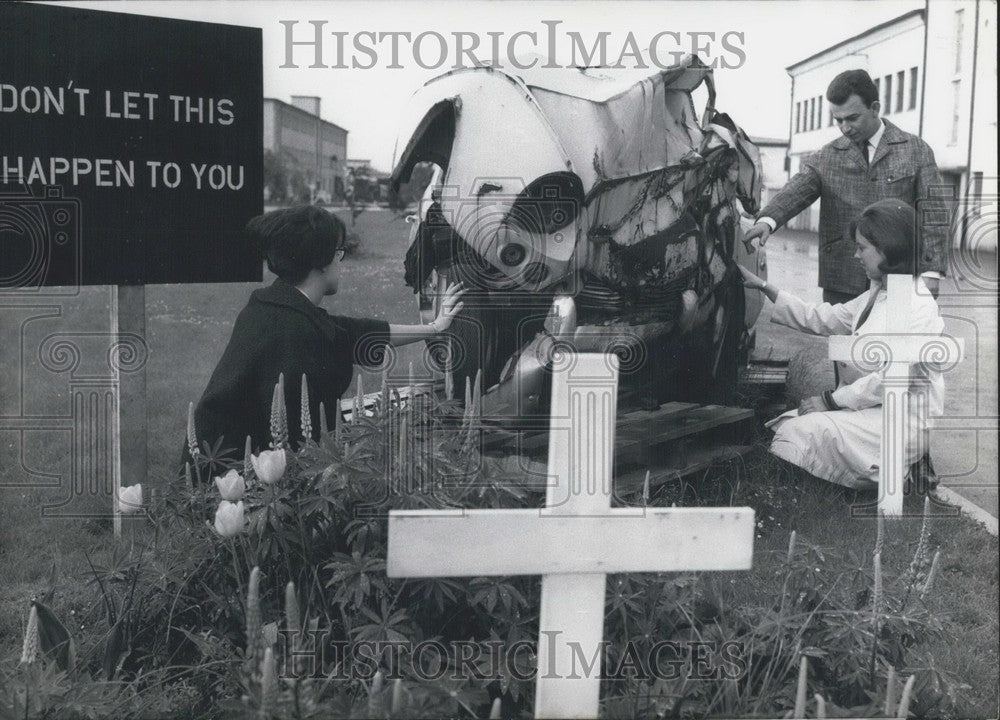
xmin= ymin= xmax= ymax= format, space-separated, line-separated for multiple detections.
xmin=744 ymin=221 xmax=772 ymax=247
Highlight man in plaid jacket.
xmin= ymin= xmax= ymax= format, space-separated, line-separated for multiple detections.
xmin=745 ymin=69 xmax=947 ymax=303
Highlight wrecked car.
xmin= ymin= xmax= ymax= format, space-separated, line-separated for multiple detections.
xmin=391 ymin=54 xmax=767 ymax=417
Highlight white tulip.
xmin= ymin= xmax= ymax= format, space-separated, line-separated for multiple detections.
xmin=251 ymin=449 xmax=287 ymax=484
xmin=214 ymin=469 xmax=245 ymax=501
xmin=214 ymin=500 xmax=245 ymax=537
xmin=118 ymin=484 xmax=143 ymax=514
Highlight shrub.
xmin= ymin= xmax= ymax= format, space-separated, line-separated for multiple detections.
xmin=1 ymin=375 xmax=966 ymax=718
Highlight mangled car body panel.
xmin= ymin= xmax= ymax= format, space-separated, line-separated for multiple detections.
xmin=392 ymin=55 xmax=767 ymax=415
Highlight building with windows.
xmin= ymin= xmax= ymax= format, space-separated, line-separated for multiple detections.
xmin=263 ymin=96 xmax=348 ymax=203
xmin=781 ymin=3 xmax=996 ymax=250
xmin=922 ymin=0 xmax=996 ymax=252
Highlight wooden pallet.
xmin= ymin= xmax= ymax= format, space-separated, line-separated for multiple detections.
xmin=341 ymin=384 xmax=757 ymax=492
xmin=488 ymin=401 xmax=756 ymax=492
xmin=614 ymin=443 xmax=752 ymax=495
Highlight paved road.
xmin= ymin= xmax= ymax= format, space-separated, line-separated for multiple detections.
xmin=755 ymin=229 xmax=998 ymax=517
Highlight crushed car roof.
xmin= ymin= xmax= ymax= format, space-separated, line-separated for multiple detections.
xmin=391 ymin=53 xmax=716 ymax=194
xmin=422 ymin=53 xmax=712 ymax=103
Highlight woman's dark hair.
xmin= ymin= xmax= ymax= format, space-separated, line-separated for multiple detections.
xmin=246 ymin=205 xmax=346 ymax=285
xmin=847 ymin=199 xmax=917 ymax=275
xmin=826 ymin=69 xmax=879 ymax=107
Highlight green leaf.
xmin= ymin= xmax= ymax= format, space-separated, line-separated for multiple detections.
xmin=102 ymin=616 xmax=128 ymax=680
xmin=32 ymin=600 xmax=75 ymax=671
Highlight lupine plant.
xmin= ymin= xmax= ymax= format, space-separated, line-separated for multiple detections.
xmin=0 ymin=372 xmax=968 ymax=719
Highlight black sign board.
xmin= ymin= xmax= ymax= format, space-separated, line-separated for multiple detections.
xmin=0 ymin=2 xmax=263 ymax=287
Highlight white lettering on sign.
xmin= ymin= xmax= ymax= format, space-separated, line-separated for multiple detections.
xmin=0 ymin=155 xmax=245 ymax=191
xmin=2 ymin=84 xmax=237 ymax=126
xmin=0 ymin=83 xmax=71 ymax=114
xmin=168 ymin=95 xmax=234 ymax=125
xmin=1 ymin=155 xmax=136 ymax=187
xmin=104 ymin=90 xmax=159 ymax=120
xmin=2 ymin=80 xmax=242 ymax=190
xmin=190 ymin=163 xmax=245 ymax=191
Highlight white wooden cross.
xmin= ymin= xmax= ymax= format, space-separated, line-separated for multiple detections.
xmin=387 ymin=353 xmax=755 ymax=718
xmin=828 ymin=274 xmax=964 ymax=517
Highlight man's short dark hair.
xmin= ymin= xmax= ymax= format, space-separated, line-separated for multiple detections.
xmin=246 ymin=205 xmax=346 ymax=285
xmin=826 ymin=69 xmax=879 ymax=107
xmin=847 ymin=199 xmax=917 ymax=275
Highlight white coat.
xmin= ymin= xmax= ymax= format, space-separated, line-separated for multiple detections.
xmin=766 ymin=277 xmax=945 ymax=489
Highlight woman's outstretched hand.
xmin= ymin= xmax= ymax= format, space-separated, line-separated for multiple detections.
xmin=739 ymin=265 xmax=779 ymax=303
xmin=738 ymin=265 xmax=765 ymax=291
xmin=432 ymin=282 xmax=466 ymax=333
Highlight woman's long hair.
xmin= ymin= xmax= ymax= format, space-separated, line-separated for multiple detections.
xmin=847 ymin=199 xmax=917 ymax=276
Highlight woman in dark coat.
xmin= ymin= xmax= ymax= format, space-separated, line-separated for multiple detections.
xmin=188 ymin=205 xmax=464 ymax=461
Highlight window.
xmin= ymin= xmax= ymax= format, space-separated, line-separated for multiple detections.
xmin=954 ymin=9 xmax=964 ymax=74
xmin=896 ymin=71 xmax=904 ymax=112
xmin=795 ymin=102 xmax=801 ymax=133
xmin=883 ymin=74 xmax=893 ymax=114
xmin=817 ymin=97 xmax=823 ymax=128
xmin=808 ymin=98 xmax=814 ymax=130
xmin=950 ymin=79 xmax=961 ymax=144
xmin=909 ymin=67 xmax=919 ymax=110
xmin=971 ymin=172 xmax=984 ymax=217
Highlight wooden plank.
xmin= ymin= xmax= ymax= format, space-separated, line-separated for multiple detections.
xmin=117 ymin=285 xmax=147 ymax=483
xmin=616 ymin=401 xmax=700 ymax=429
xmin=879 ymin=275 xmax=914 ymax=519
xmin=535 ymin=573 xmax=606 ymax=718
xmin=386 ymin=507 xmax=755 ymax=577
xmin=111 ymin=288 xmax=121 ymax=538
xmin=614 ymin=402 xmax=700 ymax=444
xmin=616 ymin=406 xmax=754 ymax=455
xmin=545 ymin=354 xmax=617 ymax=514
xmin=111 ymin=285 xmax=147 ymax=537
xmin=537 ymin=352 xmax=616 ymax=718
xmin=614 ymin=444 xmax=753 ymax=494
xmin=509 ymin=401 xmax=745 ymax=456
xmin=880 ymin=364 xmax=910 ymax=517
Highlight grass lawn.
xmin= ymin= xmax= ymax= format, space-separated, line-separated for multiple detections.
xmin=1 ymin=210 xmax=997 ymax=717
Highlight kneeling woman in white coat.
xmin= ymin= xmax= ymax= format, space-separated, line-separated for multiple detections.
xmin=741 ymin=199 xmax=944 ymax=489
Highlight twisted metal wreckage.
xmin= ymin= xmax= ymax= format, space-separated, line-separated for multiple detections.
xmin=391 ymin=54 xmax=767 ymax=419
